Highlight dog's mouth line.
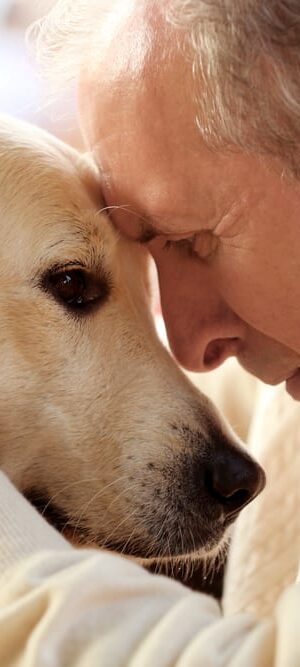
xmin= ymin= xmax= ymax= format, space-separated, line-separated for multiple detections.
xmin=23 ymin=492 xmax=145 ymax=552
xmin=24 ymin=489 xmax=229 ymax=559
xmin=94 ymin=527 xmax=227 ymax=560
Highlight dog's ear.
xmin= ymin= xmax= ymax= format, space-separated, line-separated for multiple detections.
xmin=76 ymin=152 xmax=104 ymax=208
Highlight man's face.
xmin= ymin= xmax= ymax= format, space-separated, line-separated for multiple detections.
xmin=79 ymin=0 xmax=300 ymax=399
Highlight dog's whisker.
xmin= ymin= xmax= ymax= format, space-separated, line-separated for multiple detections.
xmin=178 ymin=525 xmax=184 ymax=559
xmin=69 ymin=478 xmax=141 ymax=547
xmin=148 ymin=513 xmax=166 ymax=548
xmin=120 ymin=526 xmax=140 ymax=557
xmin=103 ymin=507 xmax=140 ymax=543
xmin=104 ymin=482 xmax=140 ymax=513
xmin=39 ymin=478 xmax=105 ymax=518
xmin=39 ymin=465 xmax=128 ymax=526
xmin=190 ymin=526 xmax=197 ymax=556
xmin=71 ymin=479 xmax=141 ymax=547
xmin=96 ymin=203 xmax=150 ymax=226
xmin=100 ymin=507 xmax=141 ymax=552
xmin=59 ymin=513 xmax=81 ymax=539
xmin=70 ymin=475 xmax=132 ymax=541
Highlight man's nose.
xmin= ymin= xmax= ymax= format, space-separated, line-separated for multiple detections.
xmin=156 ymin=256 xmax=245 ymax=372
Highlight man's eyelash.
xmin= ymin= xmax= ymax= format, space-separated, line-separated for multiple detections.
xmin=163 ymin=232 xmax=218 ymax=261
xmin=163 ymin=238 xmax=196 ymax=256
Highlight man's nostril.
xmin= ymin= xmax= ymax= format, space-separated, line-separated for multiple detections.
xmin=203 ymin=341 xmax=223 ymax=367
xmin=203 ymin=338 xmax=240 ymax=370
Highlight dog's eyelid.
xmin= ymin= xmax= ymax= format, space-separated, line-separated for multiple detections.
xmin=37 ymin=264 xmax=112 ymax=315
xmin=33 ymin=258 xmax=110 ymax=283
xmin=32 ymin=260 xmax=85 ymax=287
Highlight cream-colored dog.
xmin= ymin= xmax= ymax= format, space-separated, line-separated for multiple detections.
xmin=0 ymin=115 xmax=265 ymax=564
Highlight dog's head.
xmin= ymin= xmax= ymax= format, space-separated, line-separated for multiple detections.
xmin=0 ymin=116 xmax=265 ymax=563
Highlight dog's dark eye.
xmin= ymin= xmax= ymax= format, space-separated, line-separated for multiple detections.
xmin=42 ymin=268 xmax=110 ymax=313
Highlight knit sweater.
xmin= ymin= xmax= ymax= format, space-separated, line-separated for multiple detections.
xmin=224 ymin=381 xmax=300 ymax=621
xmin=0 ymin=363 xmax=299 ymax=666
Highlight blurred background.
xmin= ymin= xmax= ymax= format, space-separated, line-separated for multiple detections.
xmin=0 ymin=0 xmax=83 ymax=146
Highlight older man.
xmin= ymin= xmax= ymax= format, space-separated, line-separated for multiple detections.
xmin=34 ymin=0 xmax=300 ymax=400
xmin=0 ymin=1 xmax=300 ymax=665
xmin=76 ymin=0 xmax=300 ymax=399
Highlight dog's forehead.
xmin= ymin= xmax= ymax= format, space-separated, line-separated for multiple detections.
xmin=0 ymin=113 xmax=103 ymax=215
xmin=0 ymin=117 xmax=119 ymax=271
xmin=12 ymin=201 xmax=115 ymax=277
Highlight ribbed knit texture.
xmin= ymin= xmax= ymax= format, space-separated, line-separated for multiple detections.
xmin=223 ymin=383 xmax=300 ymax=618
xmin=0 ymin=471 xmax=71 ymax=580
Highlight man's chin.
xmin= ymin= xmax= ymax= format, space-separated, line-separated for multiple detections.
xmin=286 ymin=368 xmax=300 ymax=400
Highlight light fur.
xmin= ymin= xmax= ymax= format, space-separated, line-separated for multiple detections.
xmin=0 ymin=115 xmax=260 ymax=566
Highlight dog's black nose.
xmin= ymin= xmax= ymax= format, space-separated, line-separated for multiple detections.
xmin=204 ymin=447 xmax=266 ymax=518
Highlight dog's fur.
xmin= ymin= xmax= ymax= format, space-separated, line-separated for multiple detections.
xmin=0 ymin=115 xmax=263 ymax=566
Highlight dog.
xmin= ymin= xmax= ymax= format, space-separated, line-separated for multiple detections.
xmin=0 ymin=115 xmax=265 ymax=567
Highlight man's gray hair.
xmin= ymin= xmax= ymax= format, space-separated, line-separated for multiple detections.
xmin=31 ymin=0 xmax=300 ymax=176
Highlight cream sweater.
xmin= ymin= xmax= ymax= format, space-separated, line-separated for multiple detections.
xmin=0 ymin=366 xmax=300 ymax=666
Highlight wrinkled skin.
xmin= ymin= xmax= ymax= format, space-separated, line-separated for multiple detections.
xmin=79 ymin=0 xmax=300 ymax=400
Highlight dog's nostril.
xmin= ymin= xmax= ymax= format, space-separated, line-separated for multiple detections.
xmin=204 ymin=453 xmax=266 ymax=518
xmin=205 ymin=470 xmax=251 ymax=514
xmin=225 ymin=488 xmax=250 ymax=510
